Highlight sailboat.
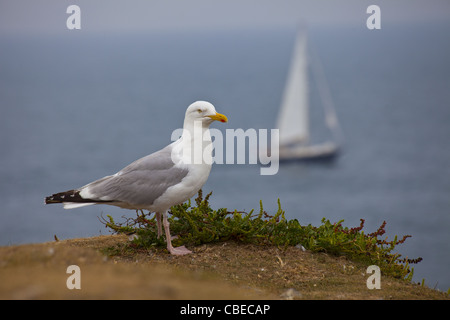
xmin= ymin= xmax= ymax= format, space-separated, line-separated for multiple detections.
xmin=274 ymin=31 xmax=343 ymax=161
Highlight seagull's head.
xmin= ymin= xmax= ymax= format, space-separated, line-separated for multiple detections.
xmin=185 ymin=101 xmax=228 ymax=126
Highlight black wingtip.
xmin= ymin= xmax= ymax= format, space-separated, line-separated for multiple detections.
xmin=45 ymin=189 xmax=113 ymax=205
xmin=45 ymin=190 xmax=80 ymax=204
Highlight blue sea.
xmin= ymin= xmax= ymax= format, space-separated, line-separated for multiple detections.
xmin=1 ymin=23 xmax=449 ymax=291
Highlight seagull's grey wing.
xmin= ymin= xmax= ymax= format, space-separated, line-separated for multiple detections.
xmin=80 ymin=144 xmax=188 ymax=207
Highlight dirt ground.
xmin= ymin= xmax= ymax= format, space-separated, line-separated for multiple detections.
xmin=0 ymin=234 xmax=448 ymax=300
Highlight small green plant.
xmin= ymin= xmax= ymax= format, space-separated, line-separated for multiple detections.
xmin=102 ymin=190 xmax=422 ymax=280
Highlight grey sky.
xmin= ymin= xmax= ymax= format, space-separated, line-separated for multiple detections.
xmin=1 ymin=0 xmax=449 ymax=35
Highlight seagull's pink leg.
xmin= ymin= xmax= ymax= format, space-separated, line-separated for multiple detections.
xmin=162 ymin=211 xmax=192 ymax=255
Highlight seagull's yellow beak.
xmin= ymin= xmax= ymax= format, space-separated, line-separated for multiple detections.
xmin=207 ymin=112 xmax=228 ymax=123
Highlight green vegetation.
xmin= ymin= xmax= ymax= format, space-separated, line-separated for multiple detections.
xmin=102 ymin=190 xmax=422 ymax=281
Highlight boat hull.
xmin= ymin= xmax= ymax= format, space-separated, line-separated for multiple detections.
xmin=277 ymin=142 xmax=340 ymax=162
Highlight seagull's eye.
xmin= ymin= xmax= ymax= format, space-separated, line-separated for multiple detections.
xmin=197 ymin=109 xmax=203 ymax=113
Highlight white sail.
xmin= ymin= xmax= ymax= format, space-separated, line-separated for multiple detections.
xmin=276 ymin=31 xmax=309 ymax=146
xmin=273 ymin=29 xmax=342 ymax=161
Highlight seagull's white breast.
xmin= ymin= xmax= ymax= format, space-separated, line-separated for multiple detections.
xmin=151 ymin=134 xmax=213 ymax=212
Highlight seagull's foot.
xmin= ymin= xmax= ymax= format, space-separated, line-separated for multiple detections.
xmin=168 ymin=245 xmax=192 ymax=255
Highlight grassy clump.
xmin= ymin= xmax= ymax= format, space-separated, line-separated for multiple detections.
xmin=102 ymin=190 xmax=421 ymax=281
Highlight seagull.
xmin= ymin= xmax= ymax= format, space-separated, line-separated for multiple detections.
xmin=45 ymin=101 xmax=228 ymax=255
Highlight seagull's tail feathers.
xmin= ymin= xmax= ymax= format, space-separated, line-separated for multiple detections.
xmin=45 ymin=189 xmax=110 ymax=210
xmin=62 ymin=202 xmax=95 ymax=209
